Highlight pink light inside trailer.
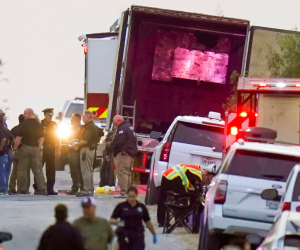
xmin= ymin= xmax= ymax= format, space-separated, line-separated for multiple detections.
xmin=171 ymin=48 xmax=229 ymax=84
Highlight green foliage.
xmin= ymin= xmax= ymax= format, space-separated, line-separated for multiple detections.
xmin=267 ymin=30 xmax=300 ymax=77
xmin=222 ymin=70 xmax=239 ymax=112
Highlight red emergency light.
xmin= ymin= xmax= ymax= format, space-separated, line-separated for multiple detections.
xmin=230 ymin=127 xmax=238 ymax=136
xmin=255 ymin=113 xmax=258 ymax=117
xmin=296 ymin=84 xmax=300 ymax=87
xmin=82 ymin=43 xmax=88 ymax=54
xmin=239 ymin=112 xmax=247 ymax=118
xmin=259 ymin=83 xmax=267 ymax=87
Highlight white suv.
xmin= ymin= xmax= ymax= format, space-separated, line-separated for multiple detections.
xmin=277 ymin=164 xmax=300 ymax=214
xmin=146 ymin=112 xmax=224 ymax=204
xmin=257 ymin=211 xmax=300 ymax=250
xmin=199 ymin=140 xmax=300 ymax=250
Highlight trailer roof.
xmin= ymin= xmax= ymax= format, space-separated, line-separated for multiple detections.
xmin=131 ymin=6 xmax=249 ymax=26
xmin=237 ymin=77 xmax=300 ymax=93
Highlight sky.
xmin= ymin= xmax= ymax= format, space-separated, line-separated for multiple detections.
xmin=0 ymin=0 xmax=299 ymax=127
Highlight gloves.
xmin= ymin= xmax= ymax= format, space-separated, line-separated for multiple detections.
xmin=153 ymin=235 xmax=157 ymax=244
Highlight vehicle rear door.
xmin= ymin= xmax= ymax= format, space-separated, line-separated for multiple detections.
xmin=168 ymin=121 xmax=224 ymax=170
xmin=106 ymin=9 xmax=129 ymax=129
xmin=291 ymin=172 xmax=300 ymax=212
xmin=223 ymin=150 xmax=300 ymax=223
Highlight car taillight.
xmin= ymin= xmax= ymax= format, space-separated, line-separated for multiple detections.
xmin=282 ymin=201 xmax=291 ymax=211
xmin=159 ymin=142 xmax=171 ymax=162
xmin=214 ymin=180 xmax=228 ymax=204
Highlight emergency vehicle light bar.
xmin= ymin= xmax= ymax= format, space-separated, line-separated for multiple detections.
xmin=238 ymin=77 xmax=300 ymax=93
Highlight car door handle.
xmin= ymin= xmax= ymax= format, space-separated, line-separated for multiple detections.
xmin=190 ymin=150 xmax=222 ymax=159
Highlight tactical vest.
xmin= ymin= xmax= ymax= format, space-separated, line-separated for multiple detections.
xmin=163 ymin=164 xmax=202 ymax=189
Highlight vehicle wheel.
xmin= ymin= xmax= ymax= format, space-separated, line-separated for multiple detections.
xmin=198 ymin=216 xmax=221 ymax=250
xmin=145 ymin=176 xmax=160 ymax=205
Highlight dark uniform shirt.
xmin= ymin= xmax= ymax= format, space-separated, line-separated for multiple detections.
xmin=37 ymin=221 xmax=85 ymax=250
xmin=80 ymin=121 xmax=97 ymax=150
xmin=11 ymin=124 xmax=21 ymax=138
xmin=111 ymin=201 xmax=151 ymax=233
xmin=0 ymin=126 xmax=13 ymax=156
xmin=108 ymin=121 xmax=137 ymax=157
xmin=11 ymin=124 xmax=22 ymax=149
xmin=41 ymin=119 xmax=59 ymax=149
xmin=17 ymin=119 xmax=44 ymax=147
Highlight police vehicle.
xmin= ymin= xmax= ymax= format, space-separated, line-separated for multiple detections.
xmin=146 ymin=111 xmax=224 ymax=205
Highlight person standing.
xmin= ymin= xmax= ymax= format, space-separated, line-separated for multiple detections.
xmin=38 ymin=204 xmax=85 ymax=250
xmin=14 ymin=108 xmax=47 ymax=195
xmin=0 ymin=110 xmax=8 ymax=127
xmin=110 ymin=186 xmax=157 ymax=250
xmin=8 ymin=114 xmax=26 ymax=195
xmin=39 ymin=108 xmax=60 ymax=195
xmin=66 ymin=113 xmax=83 ymax=195
xmin=0 ymin=115 xmax=13 ymax=195
xmin=105 ymin=115 xmax=137 ymax=198
xmin=73 ymin=196 xmax=114 ymax=250
xmin=69 ymin=111 xmax=97 ymax=197
xmin=99 ymin=130 xmax=115 ymax=187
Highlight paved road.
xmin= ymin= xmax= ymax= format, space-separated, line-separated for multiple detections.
xmin=0 ymin=168 xmax=198 ymax=250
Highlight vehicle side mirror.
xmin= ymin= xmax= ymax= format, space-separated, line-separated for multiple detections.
xmin=0 ymin=232 xmax=12 ymax=243
xmin=261 ymin=189 xmax=278 ymax=200
xmin=150 ymin=131 xmax=162 ymax=140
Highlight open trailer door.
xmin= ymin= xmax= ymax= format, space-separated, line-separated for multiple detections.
xmin=246 ymin=26 xmax=297 ymax=77
xmin=106 ymin=9 xmax=129 ymax=130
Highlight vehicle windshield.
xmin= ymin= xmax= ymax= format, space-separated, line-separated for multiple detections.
xmin=227 ymin=150 xmax=300 ymax=181
xmin=65 ymin=103 xmax=84 ymax=118
xmin=172 ymin=121 xmax=224 ymax=152
xmin=284 ymin=234 xmax=300 ymax=248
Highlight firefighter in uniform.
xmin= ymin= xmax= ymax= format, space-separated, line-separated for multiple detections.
xmin=157 ymin=164 xmax=203 ymax=227
xmin=39 ymin=108 xmax=60 ymax=195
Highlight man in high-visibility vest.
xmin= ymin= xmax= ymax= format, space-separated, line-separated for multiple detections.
xmin=157 ymin=164 xmax=204 ymax=227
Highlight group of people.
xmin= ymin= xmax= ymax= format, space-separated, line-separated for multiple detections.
xmin=0 ymin=107 xmax=100 ymax=196
xmin=0 ymin=105 xmax=139 ymax=198
xmin=0 ymin=108 xmax=53 ymax=195
xmin=38 ymin=187 xmax=157 ymax=250
xmin=66 ymin=113 xmax=138 ymax=198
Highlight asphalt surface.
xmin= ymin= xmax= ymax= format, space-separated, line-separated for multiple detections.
xmin=0 ymin=167 xmax=198 ymax=250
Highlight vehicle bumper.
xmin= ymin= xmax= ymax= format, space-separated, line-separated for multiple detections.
xmin=153 ymin=161 xmax=168 ymax=187
xmin=208 ymin=206 xmax=272 ymax=238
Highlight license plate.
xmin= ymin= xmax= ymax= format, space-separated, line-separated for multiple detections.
xmin=201 ymin=157 xmax=216 ymax=165
xmin=266 ymin=200 xmax=279 ymax=210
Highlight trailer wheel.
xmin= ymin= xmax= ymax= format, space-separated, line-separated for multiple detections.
xmin=145 ymin=176 xmax=160 ymax=205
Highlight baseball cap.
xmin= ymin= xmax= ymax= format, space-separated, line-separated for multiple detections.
xmin=81 ymin=196 xmax=96 ymax=207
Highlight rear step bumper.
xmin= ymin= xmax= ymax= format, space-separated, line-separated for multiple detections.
xmin=209 ymin=212 xmax=272 ymax=238
xmin=111 ymin=165 xmax=150 ymax=173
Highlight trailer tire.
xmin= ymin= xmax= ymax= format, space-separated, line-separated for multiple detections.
xmin=145 ymin=176 xmax=160 ymax=205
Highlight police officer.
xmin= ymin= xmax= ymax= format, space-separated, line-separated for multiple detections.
xmin=157 ymin=164 xmax=204 ymax=227
xmin=110 ymin=186 xmax=157 ymax=250
xmin=39 ymin=108 xmax=60 ymax=195
xmin=105 ymin=115 xmax=137 ymax=198
xmin=66 ymin=113 xmax=83 ymax=195
xmin=70 ymin=111 xmax=97 ymax=197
